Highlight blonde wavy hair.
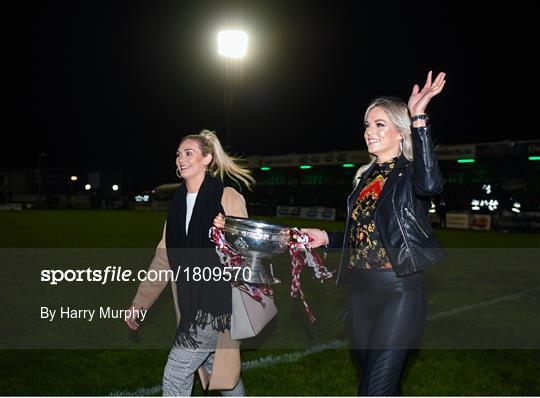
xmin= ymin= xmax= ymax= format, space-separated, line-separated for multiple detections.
xmin=181 ymin=130 xmax=255 ymax=190
xmin=353 ymin=97 xmax=413 ymax=186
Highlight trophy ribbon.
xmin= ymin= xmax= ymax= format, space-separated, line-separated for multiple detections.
xmin=288 ymin=227 xmax=333 ymax=322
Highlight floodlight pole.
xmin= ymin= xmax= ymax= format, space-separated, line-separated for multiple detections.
xmin=217 ymin=30 xmax=247 ymax=149
xmin=224 ymin=63 xmax=235 ymax=148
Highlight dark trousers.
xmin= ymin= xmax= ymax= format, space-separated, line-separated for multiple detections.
xmin=349 ymin=269 xmax=426 ymax=396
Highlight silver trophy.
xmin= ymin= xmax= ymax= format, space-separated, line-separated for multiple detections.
xmin=224 ymin=216 xmax=292 ymax=284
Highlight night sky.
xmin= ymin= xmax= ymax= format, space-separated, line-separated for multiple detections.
xmin=7 ymin=1 xmax=537 ymax=190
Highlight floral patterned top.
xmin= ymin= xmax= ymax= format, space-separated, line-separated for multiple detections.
xmin=349 ymin=157 xmax=397 ymax=269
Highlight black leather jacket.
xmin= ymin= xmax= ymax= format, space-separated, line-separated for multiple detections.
xmin=329 ymin=125 xmax=446 ymax=285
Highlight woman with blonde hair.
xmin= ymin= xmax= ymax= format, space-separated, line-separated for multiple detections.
xmin=126 ymin=130 xmax=254 ymax=396
xmin=302 ymin=71 xmax=447 ymax=395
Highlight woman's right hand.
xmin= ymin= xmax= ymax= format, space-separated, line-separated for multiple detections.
xmin=213 ymin=212 xmax=225 ymax=229
xmin=125 ymin=303 xmax=144 ymax=331
xmin=298 ymin=228 xmax=329 ymax=248
xmin=408 ymin=70 xmax=446 ymax=117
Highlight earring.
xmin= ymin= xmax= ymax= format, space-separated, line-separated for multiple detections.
xmin=399 ymin=140 xmax=403 ymax=151
xmin=176 ymin=168 xmax=182 ymax=179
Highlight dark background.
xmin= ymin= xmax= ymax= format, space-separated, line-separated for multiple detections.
xmin=6 ymin=1 xmax=537 ymax=191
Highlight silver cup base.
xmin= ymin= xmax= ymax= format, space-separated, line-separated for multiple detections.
xmin=236 ymin=257 xmax=281 ymax=285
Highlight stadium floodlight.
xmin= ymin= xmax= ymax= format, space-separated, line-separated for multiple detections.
xmin=85 ymin=184 xmax=91 ymax=190
xmin=112 ymin=184 xmax=119 ymax=191
xmin=70 ymin=176 xmax=78 ymax=181
xmin=529 ymin=156 xmax=540 ymax=161
xmin=299 ymin=165 xmax=312 ymax=169
xmin=218 ymin=30 xmax=248 ymax=58
xmin=457 ymin=158 xmax=475 ymax=163
xmin=260 ymin=167 xmax=271 ymax=171
xmin=342 ymin=163 xmax=355 ymax=168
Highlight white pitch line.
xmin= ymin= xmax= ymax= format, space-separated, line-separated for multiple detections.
xmin=426 ymin=287 xmax=540 ymax=321
xmin=241 ymin=339 xmax=346 ymax=370
xmin=110 ymin=287 xmax=538 ymax=396
xmin=113 ymin=385 xmax=162 ymax=397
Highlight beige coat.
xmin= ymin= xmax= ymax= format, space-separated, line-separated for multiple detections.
xmin=132 ymin=186 xmax=248 ymax=390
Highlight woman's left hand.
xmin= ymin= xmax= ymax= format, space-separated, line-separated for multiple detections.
xmin=408 ymin=71 xmax=446 ymax=116
xmin=213 ymin=212 xmax=225 ymax=229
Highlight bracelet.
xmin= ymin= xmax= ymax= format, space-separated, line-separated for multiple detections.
xmin=411 ymin=113 xmax=429 ymax=123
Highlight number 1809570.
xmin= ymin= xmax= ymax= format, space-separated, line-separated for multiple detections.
xmin=182 ymin=266 xmax=251 ymax=282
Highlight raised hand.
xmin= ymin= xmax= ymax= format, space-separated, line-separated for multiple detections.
xmin=408 ymin=71 xmax=446 ymax=116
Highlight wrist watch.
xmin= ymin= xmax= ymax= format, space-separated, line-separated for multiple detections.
xmin=411 ymin=113 xmax=429 ymax=123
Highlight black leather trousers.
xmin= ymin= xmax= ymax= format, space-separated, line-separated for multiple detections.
xmin=348 ymin=268 xmax=427 ymax=396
